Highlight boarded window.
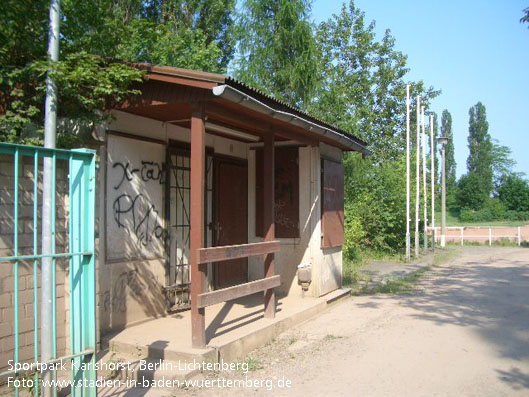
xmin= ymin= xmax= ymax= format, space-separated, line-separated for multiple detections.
xmin=321 ymin=158 xmax=344 ymax=248
xmin=255 ymin=146 xmax=300 ymax=238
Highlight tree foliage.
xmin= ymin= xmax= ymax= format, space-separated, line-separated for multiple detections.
xmin=497 ymin=174 xmax=529 ymax=212
xmin=466 ymin=102 xmax=493 ymax=200
xmin=440 ymin=109 xmax=456 ymax=189
xmin=1 ymin=0 xmax=237 ymax=144
xmin=233 ymin=0 xmax=318 ymax=107
xmin=310 ymin=1 xmax=439 ymax=161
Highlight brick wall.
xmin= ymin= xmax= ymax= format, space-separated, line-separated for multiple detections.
xmin=0 ymin=154 xmax=70 ymax=373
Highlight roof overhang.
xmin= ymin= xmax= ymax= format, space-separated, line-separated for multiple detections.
xmin=127 ymin=64 xmax=371 ymax=154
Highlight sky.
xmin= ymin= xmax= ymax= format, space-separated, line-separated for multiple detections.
xmin=312 ymin=0 xmax=529 ymax=177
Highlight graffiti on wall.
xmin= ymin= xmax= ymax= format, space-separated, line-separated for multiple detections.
xmin=107 ymin=135 xmax=166 ymax=260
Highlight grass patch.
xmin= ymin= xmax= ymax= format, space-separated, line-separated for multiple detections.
xmin=374 ymin=266 xmax=431 ymax=295
xmin=323 ymin=334 xmax=342 ymax=342
xmin=241 ymin=358 xmax=262 ymax=372
xmin=342 ymin=249 xmax=402 ymax=288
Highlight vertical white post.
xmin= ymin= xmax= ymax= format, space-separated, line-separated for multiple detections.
xmin=406 ymin=85 xmax=411 ymax=262
xmin=415 ymin=96 xmax=421 ymax=257
xmin=430 ymin=114 xmax=435 ymax=251
xmin=461 ymin=227 xmax=464 ymax=246
xmin=421 ymin=106 xmax=428 ymax=253
xmin=440 ymin=142 xmax=446 ymax=248
xmin=518 ymin=226 xmax=521 ymax=246
xmin=489 ymin=227 xmax=492 ymax=246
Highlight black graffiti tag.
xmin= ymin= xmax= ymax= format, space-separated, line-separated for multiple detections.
xmin=113 ymin=161 xmax=163 ymax=189
xmin=113 ymin=193 xmax=164 ymax=246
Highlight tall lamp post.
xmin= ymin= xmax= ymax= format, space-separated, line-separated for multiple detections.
xmin=438 ymin=136 xmax=449 ymax=248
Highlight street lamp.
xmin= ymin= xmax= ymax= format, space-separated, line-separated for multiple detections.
xmin=437 ymin=136 xmax=449 ymax=248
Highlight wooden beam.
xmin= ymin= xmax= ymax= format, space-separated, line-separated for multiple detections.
xmin=206 ymin=101 xmax=317 ymax=145
xmin=190 ymin=102 xmax=206 ymax=348
xmin=197 ymin=241 xmax=280 ymax=264
xmin=197 ymin=276 xmax=281 ymax=309
xmin=263 ymin=131 xmax=276 ymax=319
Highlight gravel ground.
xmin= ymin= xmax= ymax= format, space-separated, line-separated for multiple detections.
xmin=102 ymin=246 xmax=529 ymax=397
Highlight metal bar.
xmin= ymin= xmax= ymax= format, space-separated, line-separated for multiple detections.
xmin=52 ymin=153 xmax=57 ymax=374
xmin=197 ymin=275 xmax=281 ymax=309
xmin=197 ymin=241 xmax=280 ymax=264
xmin=405 ymin=85 xmax=411 ymax=262
xmin=0 ymin=251 xmax=92 ymax=262
xmin=0 ymin=143 xmax=92 ymax=158
xmin=415 ymin=96 xmax=421 ymax=256
xmin=430 ymin=114 xmax=435 ymax=251
xmin=421 ymin=106 xmax=428 ymax=253
xmin=33 ymin=150 xmax=39 ymax=396
xmin=0 ymin=348 xmax=95 ymax=378
xmin=190 ymin=104 xmax=206 ymax=348
xmin=69 ymin=149 xmax=97 ymax=396
xmin=263 ymin=131 xmax=276 ymax=319
xmin=13 ymin=148 xmax=19 ymax=397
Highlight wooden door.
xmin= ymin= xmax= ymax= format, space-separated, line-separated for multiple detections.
xmin=214 ymin=158 xmax=248 ymax=289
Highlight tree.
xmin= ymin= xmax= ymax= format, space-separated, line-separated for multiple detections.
xmin=1 ymin=0 xmax=237 ymax=144
xmin=467 ymin=102 xmax=493 ymax=200
xmin=521 ymin=7 xmax=529 ymax=25
xmin=309 ymin=1 xmax=439 ymax=161
xmin=491 ymin=139 xmax=516 ymax=193
xmin=497 ymin=174 xmax=529 ymax=212
xmin=456 ymin=173 xmax=486 ymax=210
xmin=440 ymin=110 xmax=456 ymax=189
xmin=233 ymin=0 xmax=318 ymax=107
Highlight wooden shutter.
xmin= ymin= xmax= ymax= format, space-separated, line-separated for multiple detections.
xmin=321 ymin=158 xmax=344 ymax=248
xmin=256 ymin=146 xmax=300 ymax=238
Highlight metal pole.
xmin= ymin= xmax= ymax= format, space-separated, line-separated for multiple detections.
xmin=415 ymin=96 xmax=421 ymax=257
xmin=421 ymin=106 xmax=428 ymax=253
xmin=406 ymin=85 xmax=411 ymax=262
xmin=440 ymin=143 xmax=446 ymax=248
xmin=430 ymin=114 xmax=435 ymax=251
xmin=42 ymin=0 xmax=60 ymax=394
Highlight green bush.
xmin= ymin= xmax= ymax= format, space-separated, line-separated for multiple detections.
xmin=343 ymin=153 xmax=407 ymax=259
xmin=456 ymin=173 xmax=487 ymax=210
xmin=497 ymin=174 xmax=529 ymax=212
xmin=459 ymin=199 xmax=505 ymax=222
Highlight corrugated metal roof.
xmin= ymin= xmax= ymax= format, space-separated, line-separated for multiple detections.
xmin=134 ymin=63 xmax=368 ymax=149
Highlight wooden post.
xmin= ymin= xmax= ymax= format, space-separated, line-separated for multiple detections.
xmin=489 ymin=227 xmax=492 ymax=246
xmin=190 ymin=103 xmax=206 ymax=348
xmin=518 ymin=226 xmax=521 ymax=246
xmin=263 ymin=131 xmax=276 ymax=319
xmin=460 ymin=227 xmax=464 ymax=246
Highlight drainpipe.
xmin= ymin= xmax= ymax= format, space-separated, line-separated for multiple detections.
xmin=42 ymin=0 xmax=60 ymax=395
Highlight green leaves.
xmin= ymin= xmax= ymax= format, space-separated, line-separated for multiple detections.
xmin=233 ymin=0 xmax=318 ymax=107
xmin=1 ymin=54 xmax=144 ymax=145
xmin=310 ymin=0 xmax=439 ymax=161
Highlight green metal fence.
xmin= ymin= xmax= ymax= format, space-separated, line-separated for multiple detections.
xmin=0 ymin=142 xmax=96 ymax=396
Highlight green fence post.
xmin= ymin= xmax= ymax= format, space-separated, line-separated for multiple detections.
xmin=69 ymin=149 xmax=96 ymax=396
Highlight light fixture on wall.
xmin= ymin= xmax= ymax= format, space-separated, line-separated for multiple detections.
xmin=205 ymin=122 xmax=260 ymax=142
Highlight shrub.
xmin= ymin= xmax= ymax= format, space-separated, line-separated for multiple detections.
xmin=456 ymin=173 xmax=487 ymax=210
xmin=497 ymin=174 xmax=529 ymax=212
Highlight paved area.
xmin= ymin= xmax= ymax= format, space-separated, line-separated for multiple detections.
xmin=100 ymin=247 xmax=529 ymax=396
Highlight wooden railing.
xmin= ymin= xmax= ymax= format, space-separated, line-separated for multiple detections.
xmin=195 ymin=241 xmax=281 ymax=309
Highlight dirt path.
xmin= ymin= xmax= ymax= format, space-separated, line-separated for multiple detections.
xmin=170 ymin=247 xmax=529 ymax=397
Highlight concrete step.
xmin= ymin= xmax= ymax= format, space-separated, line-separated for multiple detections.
xmin=98 ymin=350 xmax=199 ymax=385
xmin=322 ymin=287 xmax=351 ymax=306
xmin=108 ymin=338 xmax=216 ymax=364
